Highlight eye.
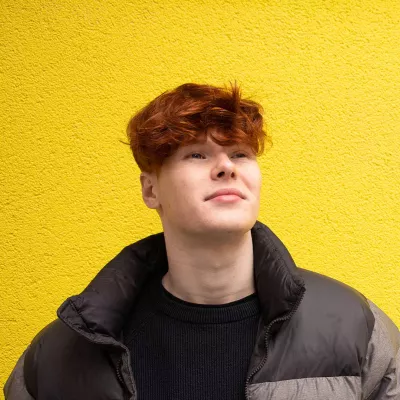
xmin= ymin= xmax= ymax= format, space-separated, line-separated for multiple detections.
xmin=189 ymin=153 xmax=205 ymax=159
xmin=232 ymin=152 xmax=247 ymax=158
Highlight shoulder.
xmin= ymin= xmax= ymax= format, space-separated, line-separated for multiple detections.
xmin=25 ymin=316 xmax=113 ymax=366
xmin=24 ymin=319 xmax=115 ymax=398
xmin=26 ymin=318 xmax=83 ymax=364
xmin=296 ymin=269 xmax=375 ymax=352
xmin=259 ymin=268 xmax=381 ymax=380
xmin=23 ymin=319 xmax=80 ymax=394
xmin=297 ymin=269 xmax=399 ymax=359
xmin=299 ymin=268 xmax=374 ymax=324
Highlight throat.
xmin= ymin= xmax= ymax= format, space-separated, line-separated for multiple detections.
xmin=161 ymin=268 xmax=255 ymax=305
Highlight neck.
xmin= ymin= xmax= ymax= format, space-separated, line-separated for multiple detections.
xmin=161 ymin=228 xmax=255 ymax=304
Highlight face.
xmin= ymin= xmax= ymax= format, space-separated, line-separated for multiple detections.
xmin=141 ymin=133 xmax=262 ymax=240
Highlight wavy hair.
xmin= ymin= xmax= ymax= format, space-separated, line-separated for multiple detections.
xmin=126 ymin=82 xmax=270 ymax=173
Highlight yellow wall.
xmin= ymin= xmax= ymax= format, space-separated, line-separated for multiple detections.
xmin=1 ymin=0 xmax=399 ymax=392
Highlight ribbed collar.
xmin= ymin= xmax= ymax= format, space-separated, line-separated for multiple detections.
xmin=58 ymin=220 xmax=305 ymax=341
xmin=157 ymin=280 xmax=260 ymax=324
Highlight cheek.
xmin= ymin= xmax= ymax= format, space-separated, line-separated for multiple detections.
xmin=243 ymin=166 xmax=262 ymax=192
xmin=256 ymin=171 xmax=262 ymax=192
xmin=160 ymin=174 xmax=192 ymax=209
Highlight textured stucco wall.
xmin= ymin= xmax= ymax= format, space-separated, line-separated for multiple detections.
xmin=1 ymin=0 xmax=399 ymax=393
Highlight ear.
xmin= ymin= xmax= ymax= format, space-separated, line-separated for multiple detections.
xmin=140 ymin=171 xmax=160 ymax=209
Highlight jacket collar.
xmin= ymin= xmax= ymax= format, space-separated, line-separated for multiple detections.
xmin=58 ymin=220 xmax=305 ymax=340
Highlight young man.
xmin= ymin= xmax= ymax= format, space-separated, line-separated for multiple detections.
xmin=4 ymin=83 xmax=400 ymax=400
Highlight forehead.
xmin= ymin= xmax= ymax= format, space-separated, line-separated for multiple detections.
xmin=179 ymin=133 xmax=246 ymax=150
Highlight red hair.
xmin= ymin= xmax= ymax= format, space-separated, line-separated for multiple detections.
xmin=126 ymin=82 xmax=269 ymax=173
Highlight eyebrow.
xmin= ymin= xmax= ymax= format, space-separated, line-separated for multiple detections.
xmin=184 ymin=141 xmax=242 ymax=149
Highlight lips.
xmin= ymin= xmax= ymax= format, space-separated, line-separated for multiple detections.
xmin=206 ymin=188 xmax=245 ymax=201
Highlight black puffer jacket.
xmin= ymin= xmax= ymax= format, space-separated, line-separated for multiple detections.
xmin=4 ymin=221 xmax=400 ymax=399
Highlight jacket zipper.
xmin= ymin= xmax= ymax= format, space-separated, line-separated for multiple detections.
xmin=244 ymin=289 xmax=305 ymax=400
xmin=116 ymin=358 xmax=124 ymax=385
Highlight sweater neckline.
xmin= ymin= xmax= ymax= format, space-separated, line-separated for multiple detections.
xmin=156 ymin=279 xmax=260 ymax=324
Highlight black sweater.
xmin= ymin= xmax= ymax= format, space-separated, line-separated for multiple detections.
xmin=123 ymin=276 xmax=260 ymax=400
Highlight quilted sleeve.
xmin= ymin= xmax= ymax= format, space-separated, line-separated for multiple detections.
xmin=362 ymin=301 xmax=400 ymax=399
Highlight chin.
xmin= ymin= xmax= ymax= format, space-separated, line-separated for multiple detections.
xmin=197 ymin=214 xmax=256 ymax=234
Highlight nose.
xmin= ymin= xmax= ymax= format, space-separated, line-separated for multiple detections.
xmin=211 ymin=153 xmax=237 ymax=181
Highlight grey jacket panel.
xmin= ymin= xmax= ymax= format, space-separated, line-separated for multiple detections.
xmin=363 ymin=301 xmax=400 ymax=399
xmin=3 ymin=350 xmax=34 ymax=400
xmin=248 ymin=376 xmax=361 ymax=400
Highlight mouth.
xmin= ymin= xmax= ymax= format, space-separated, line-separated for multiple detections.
xmin=205 ymin=189 xmax=245 ymax=201
xmin=208 ymin=194 xmax=242 ymax=203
